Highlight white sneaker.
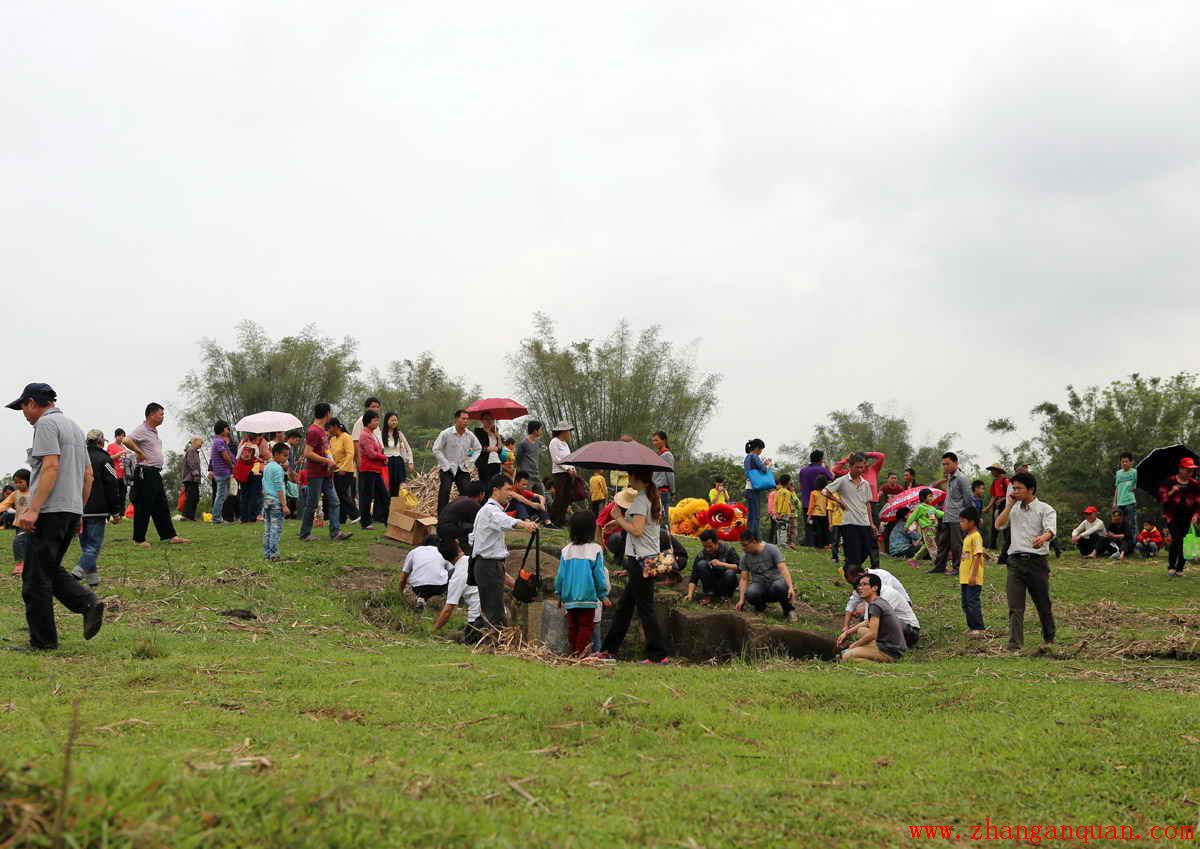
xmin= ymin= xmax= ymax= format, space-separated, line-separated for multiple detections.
xmin=414 ymin=597 xmax=426 ymax=611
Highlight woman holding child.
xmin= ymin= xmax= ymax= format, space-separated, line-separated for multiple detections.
xmin=743 ymin=439 xmax=773 ymax=539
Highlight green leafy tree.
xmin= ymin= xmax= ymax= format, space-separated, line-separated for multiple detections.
xmin=353 ymin=353 xmax=480 ymax=467
xmin=984 ymin=418 xmax=1041 ymax=475
xmin=801 ymin=402 xmax=971 ymax=484
xmin=674 ymin=452 xmax=747 ymax=502
xmin=507 ymin=314 xmax=721 ymax=457
xmin=809 ymin=402 xmax=914 ymax=474
xmin=179 ymin=322 xmax=360 ymax=435
xmin=1027 ymin=373 xmax=1200 ymax=513
xmin=909 ymin=434 xmax=973 ymax=483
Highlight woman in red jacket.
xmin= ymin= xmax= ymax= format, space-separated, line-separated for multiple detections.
xmin=1157 ymin=457 xmax=1200 ymax=577
xmin=357 ymin=410 xmax=390 ymax=530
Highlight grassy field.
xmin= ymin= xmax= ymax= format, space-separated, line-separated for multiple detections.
xmin=1 ymin=519 xmax=1198 ymax=848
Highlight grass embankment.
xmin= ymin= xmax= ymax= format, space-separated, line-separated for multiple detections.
xmin=1 ymin=521 xmax=1198 ymax=848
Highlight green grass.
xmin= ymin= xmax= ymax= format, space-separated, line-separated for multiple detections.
xmin=1 ymin=521 xmax=1198 ymax=848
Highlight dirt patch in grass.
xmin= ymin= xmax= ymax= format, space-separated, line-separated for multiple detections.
xmin=330 ymin=569 xmax=393 ymax=593
xmin=1058 ymin=661 xmax=1200 ymax=694
xmin=1060 ymin=600 xmax=1200 ymax=660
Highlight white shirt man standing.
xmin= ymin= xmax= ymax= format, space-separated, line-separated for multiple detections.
xmin=994 ymin=471 xmax=1057 ymax=652
xmin=432 ymin=409 xmax=482 ymax=514
xmin=469 ymin=475 xmax=537 ymax=635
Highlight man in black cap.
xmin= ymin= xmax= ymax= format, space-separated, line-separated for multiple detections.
xmin=7 ymin=383 xmax=104 ymax=650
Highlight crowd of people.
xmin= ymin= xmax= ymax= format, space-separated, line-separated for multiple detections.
xmin=5 ymin=381 xmax=1196 ymax=662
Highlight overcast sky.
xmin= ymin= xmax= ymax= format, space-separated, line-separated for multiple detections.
xmin=4 ymin=2 xmax=1199 ymax=475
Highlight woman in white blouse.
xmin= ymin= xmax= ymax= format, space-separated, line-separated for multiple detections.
xmin=381 ymin=412 xmax=414 ymax=497
xmin=548 ymin=422 xmax=576 ymax=528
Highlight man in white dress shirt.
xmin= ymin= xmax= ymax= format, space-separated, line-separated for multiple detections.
xmin=994 ymin=471 xmax=1057 ymax=651
xmin=432 ymin=409 xmax=481 ymax=513
xmin=469 ymin=475 xmax=537 ymax=634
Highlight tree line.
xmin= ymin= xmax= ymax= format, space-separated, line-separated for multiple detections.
xmin=174 ymin=321 xmax=1198 ymax=519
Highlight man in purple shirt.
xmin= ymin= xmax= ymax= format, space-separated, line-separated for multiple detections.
xmin=209 ymin=419 xmax=236 ymax=524
xmin=796 ymin=450 xmax=834 ymax=547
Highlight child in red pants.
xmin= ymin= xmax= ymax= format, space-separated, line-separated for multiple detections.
xmin=555 ymin=510 xmax=610 ymax=655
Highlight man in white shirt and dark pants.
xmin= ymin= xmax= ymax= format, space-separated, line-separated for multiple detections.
xmin=994 ymin=471 xmax=1057 ymax=651
xmin=469 ymin=475 xmax=537 ymax=634
xmin=432 ymin=409 xmax=482 ymax=514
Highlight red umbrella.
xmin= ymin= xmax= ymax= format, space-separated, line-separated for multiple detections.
xmin=465 ymin=398 xmax=528 ymax=420
xmin=879 ymin=486 xmax=946 ymax=522
xmin=561 ymin=440 xmax=672 ymax=472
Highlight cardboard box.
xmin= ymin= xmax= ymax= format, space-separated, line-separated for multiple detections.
xmin=385 ymin=509 xmax=437 ymax=545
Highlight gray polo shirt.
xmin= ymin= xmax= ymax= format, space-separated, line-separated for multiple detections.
xmin=942 ymin=470 xmax=974 ymax=524
xmin=28 ymin=407 xmax=87 ymax=515
xmin=825 ymin=474 xmax=872 ymax=526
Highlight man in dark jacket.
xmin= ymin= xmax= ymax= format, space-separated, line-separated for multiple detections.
xmin=685 ymin=529 xmax=740 ymax=603
xmin=181 ymin=436 xmax=203 ymax=521
xmin=72 ymin=429 xmax=122 ymax=587
xmin=437 ymin=481 xmax=485 ymax=553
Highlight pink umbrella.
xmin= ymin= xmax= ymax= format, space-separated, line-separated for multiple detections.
xmin=562 ymin=440 xmax=672 ymax=472
xmin=465 ymin=398 xmax=528 ymax=420
xmin=879 ymin=486 xmax=946 ymax=522
xmin=234 ymin=411 xmax=303 ymax=434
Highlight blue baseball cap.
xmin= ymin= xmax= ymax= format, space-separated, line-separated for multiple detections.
xmin=5 ymin=382 xmax=56 ymax=410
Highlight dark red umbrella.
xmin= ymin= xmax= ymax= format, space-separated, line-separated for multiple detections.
xmin=465 ymin=398 xmax=528 ymax=420
xmin=561 ymin=440 xmax=672 ymax=472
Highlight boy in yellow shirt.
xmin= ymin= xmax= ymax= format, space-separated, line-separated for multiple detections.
xmin=771 ymin=474 xmax=798 ymax=548
xmin=589 ymin=470 xmax=608 ymax=519
xmin=821 ymin=474 xmax=844 ymax=564
xmin=958 ymin=506 xmax=986 ymax=635
xmin=708 ymin=476 xmax=729 ymax=505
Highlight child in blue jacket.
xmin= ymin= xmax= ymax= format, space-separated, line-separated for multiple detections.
xmin=556 ymin=510 xmax=610 ymax=656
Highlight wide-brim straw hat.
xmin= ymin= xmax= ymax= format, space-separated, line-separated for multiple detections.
xmin=614 ymin=487 xmax=639 ymax=511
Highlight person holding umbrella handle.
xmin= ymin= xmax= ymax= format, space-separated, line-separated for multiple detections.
xmin=1158 ymin=457 xmax=1200 ymax=577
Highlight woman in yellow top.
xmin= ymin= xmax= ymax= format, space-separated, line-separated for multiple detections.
xmin=326 ymin=419 xmax=360 ymax=525
xmin=708 ymin=476 xmax=729 ymax=505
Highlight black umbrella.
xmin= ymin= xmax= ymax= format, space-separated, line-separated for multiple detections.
xmin=1135 ymin=444 xmax=1199 ymax=495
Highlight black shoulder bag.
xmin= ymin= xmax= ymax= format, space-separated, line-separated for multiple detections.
xmin=511 ymin=528 xmax=542 ymax=604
